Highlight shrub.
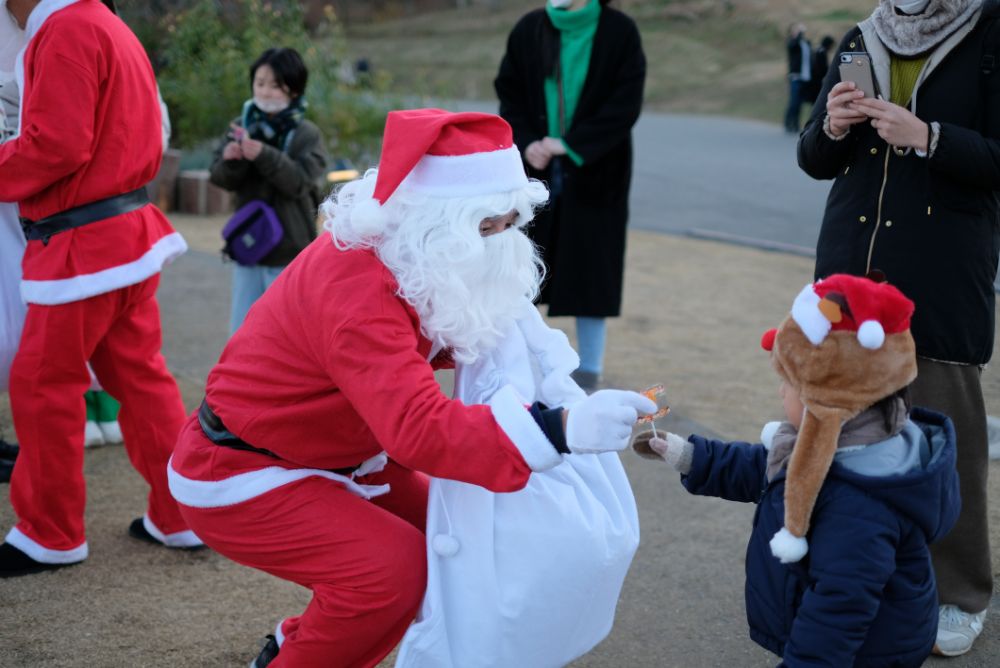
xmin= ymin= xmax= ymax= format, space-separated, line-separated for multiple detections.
xmin=125 ymin=0 xmax=394 ymax=167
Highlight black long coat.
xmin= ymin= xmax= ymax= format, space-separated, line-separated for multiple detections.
xmin=495 ymin=6 xmax=645 ymax=317
xmin=799 ymin=12 xmax=1000 ymax=365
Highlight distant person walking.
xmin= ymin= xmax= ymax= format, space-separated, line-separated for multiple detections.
xmin=784 ymin=22 xmax=813 ymax=133
xmin=798 ymin=0 xmax=999 ymax=656
xmin=803 ymin=35 xmax=836 ymax=105
xmin=495 ymin=0 xmax=646 ymax=391
xmin=210 ymin=47 xmax=327 ymax=334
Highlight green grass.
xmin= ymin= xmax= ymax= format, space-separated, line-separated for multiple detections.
xmin=341 ymin=0 xmax=873 ymax=124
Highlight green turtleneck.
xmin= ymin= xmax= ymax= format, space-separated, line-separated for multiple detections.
xmin=544 ymin=0 xmax=601 ymax=166
xmin=889 ymin=55 xmax=929 ymax=106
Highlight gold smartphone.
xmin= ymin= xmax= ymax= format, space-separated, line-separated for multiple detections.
xmin=838 ymin=52 xmax=879 ymax=98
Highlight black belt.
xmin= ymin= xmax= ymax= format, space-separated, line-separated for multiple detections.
xmin=21 ymin=187 xmax=150 ymax=244
xmin=197 ymin=400 xmax=360 ymax=476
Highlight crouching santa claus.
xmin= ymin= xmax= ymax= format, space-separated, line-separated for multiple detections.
xmin=168 ymin=108 xmax=656 ymax=668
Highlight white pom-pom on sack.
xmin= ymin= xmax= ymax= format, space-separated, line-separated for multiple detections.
xmin=432 ymin=534 xmax=460 ymax=557
xmin=770 ymin=527 xmax=809 ymax=563
xmin=348 ymin=197 xmax=389 ymax=239
xmin=857 ymin=320 xmax=885 ymax=350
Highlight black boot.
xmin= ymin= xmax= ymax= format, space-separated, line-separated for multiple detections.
xmin=250 ymin=634 xmax=279 ymax=668
xmin=0 ymin=436 xmax=17 ymax=484
xmin=0 ymin=542 xmax=81 ymax=578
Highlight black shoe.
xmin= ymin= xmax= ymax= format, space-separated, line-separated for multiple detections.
xmin=0 ymin=436 xmax=17 ymax=460
xmin=0 ymin=542 xmax=81 ymax=578
xmin=0 ymin=458 xmax=13 ymax=484
xmin=128 ymin=517 xmax=206 ymax=551
xmin=250 ymin=634 xmax=280 ymax=668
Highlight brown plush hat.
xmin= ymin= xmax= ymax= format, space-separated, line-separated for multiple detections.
xmin=760 ymin=274 xmax=917 ymax=562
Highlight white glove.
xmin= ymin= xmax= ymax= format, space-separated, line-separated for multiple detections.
xmin=565 ymin=389 xmax=657 ymax=454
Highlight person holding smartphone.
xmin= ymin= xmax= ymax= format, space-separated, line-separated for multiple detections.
xmin=797 ymin=0 xmax=1000 ymax=657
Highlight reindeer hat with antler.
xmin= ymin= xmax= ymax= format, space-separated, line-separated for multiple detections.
xmin=760 ymin=274 xmax=917 ymax=563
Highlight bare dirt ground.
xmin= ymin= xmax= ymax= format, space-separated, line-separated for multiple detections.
xmin=1 ymin=216 xmax=998 ymax=666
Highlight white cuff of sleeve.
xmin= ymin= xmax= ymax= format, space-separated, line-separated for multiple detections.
xmin=488 ymin=384 xmax=563 ymax=472
xmin=915 ymin=121 xmax=940 ymax=159
xmin=822 ymin=114 xmax=849 ymax=141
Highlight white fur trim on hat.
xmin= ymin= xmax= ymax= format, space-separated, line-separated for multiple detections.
xmin=399 ymin=146 xmax=528 ymax=198
xmin=770 ymin=527 xmax=809 ymax=563
xmin=761 ymin=421 xmax=782 ymax=451
xmin=857 ymin=320 xmax=885 ymax=349
xmin=791 ymin=283 xmax=831 ymax=345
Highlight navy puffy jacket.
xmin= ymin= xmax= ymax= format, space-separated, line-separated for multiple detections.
xmin=681 ymin=408 xmax=960 ymax=667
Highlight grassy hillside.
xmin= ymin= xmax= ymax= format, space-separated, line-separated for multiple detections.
xmin=343 ymin=0 xmax=874 ymax=123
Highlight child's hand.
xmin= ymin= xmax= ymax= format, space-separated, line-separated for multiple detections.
xmin=633 ymin=431 xmax=693 ymax=473
xmin=240 ymin=136 xmax=264 ymax=161
xmin=222 ymin=141 xmax=243 ymax=161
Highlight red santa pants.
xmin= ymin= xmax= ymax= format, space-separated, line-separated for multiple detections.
xmin=177 ymin=461 xmax=429 ymax=668
xmin=8 ymin=275 xmax=190 ymax=554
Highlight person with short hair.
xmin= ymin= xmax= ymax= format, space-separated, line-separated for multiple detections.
xmin=210 ymin=46 xmax=327 ymax=333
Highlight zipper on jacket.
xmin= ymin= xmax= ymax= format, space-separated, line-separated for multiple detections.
xmin=865 ymin=149 xmax=892 ymax=273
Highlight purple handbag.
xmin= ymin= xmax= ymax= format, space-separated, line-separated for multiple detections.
xmin=221 ymin=200 xmax=284 ymax=266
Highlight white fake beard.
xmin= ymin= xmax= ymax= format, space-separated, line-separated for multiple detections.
xmin=390 ymin=227 xmax=543 ymax=364
xmin=253 ymin=96 xmax=290 ymax=114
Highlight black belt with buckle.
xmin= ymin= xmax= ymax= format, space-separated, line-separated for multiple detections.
xmin=21 ymin=187 xmax=150 ymax=244
xmin=197 ymin=399 xmax=360 ymax=476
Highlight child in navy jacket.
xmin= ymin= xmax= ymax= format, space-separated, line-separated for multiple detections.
xmin=640 ymin=275 xmax=960 ymax=667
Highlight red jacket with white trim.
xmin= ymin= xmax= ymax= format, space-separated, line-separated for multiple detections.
xmin=0 ymin=0 xmax=185 ymax=305
xmin=172 ymin=237 xmax=553 ymax=494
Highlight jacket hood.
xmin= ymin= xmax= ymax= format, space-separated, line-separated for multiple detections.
xmin=826 ymin=406 xmax=959 ymax=543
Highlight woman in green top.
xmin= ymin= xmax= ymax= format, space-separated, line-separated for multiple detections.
xmin=496 ymin=0 xmax=646 ymax=391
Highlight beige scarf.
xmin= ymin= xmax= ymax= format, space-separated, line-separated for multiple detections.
xmin=871 ymin=0 xmax=983 ymax=55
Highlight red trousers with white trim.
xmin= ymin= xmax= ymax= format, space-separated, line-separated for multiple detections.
xmin=178 ymin=462 xmax=429 ymax=668
xmin=8 ymin=275 xmax=191 ymax=552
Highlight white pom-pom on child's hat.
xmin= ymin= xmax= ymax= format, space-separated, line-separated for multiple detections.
xmin=349 ymin=108 xmax=530 ymax=237
xmin=760 ymin=274 xmax=917 ymax=563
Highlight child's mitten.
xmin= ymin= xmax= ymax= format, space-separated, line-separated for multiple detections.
xmin=648 ymin=432 xmax=693 ymax=473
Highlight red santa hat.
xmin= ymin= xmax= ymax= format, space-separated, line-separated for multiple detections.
xmin=350 ymin=108 xmax=530 ymax=236
xmin=760 ymin=274 xmax=917 ymax=563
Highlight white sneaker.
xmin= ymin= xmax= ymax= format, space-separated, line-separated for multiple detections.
xmin=97 ymin=421 xmax=123 ymax=444
xmin=934 ymin=604 xmax=987 ymax=656
xmin=84 ymin=420 xmax=105 ymax=448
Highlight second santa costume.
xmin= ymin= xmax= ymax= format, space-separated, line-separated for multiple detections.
xmin=169 ymin=109 xmax=654 ymax=667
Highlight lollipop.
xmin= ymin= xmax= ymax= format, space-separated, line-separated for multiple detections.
xmin=632 ymin=383 xmax=670 ymax=459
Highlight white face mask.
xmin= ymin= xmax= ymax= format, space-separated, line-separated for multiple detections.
xmin=549 ymin=0 xmax=575 ymax=9
xmin=892 ymin=0 xmax=932 ymax=14
xmin=253 ymin=97 xmax=290 ymax=114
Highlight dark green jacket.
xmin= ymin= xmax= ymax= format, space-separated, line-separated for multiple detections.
xmin=210 ymin=118 xmax=327 ymax=266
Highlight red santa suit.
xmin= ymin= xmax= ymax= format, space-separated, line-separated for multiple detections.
xmin=170 ymin=239 xmax=564 ymax=667
xmin=0 ymin=0 xmax=194 ymax=567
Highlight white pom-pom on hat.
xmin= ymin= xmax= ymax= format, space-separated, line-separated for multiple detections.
xmin=770 ymin=527 xmax=809 ymax=563
xmin=857 ymin=320 xmax=885 ymax=350
xmin=432 ymin=534 xmax=460 ymax=557
xmin=760 ymin=421 xmax=782 ymax=451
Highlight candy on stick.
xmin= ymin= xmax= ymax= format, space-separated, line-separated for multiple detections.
xmin=632 ymin=384 xmax=670 ymax=459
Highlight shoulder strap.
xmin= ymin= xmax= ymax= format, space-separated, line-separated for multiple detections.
xmin=981 ymin=0 xmax=1000 ymax=75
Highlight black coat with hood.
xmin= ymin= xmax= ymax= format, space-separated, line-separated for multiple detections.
xmin=495 ymin=4 xmax=645 ymax=317
xmin=798 ymin=3 xmax=1000 ymax=364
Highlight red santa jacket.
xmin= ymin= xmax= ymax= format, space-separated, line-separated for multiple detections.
xmin=169 ymin=237 xmax=563 ymax=506
xmin=0 ymin=0 xmax=185 ymax=305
